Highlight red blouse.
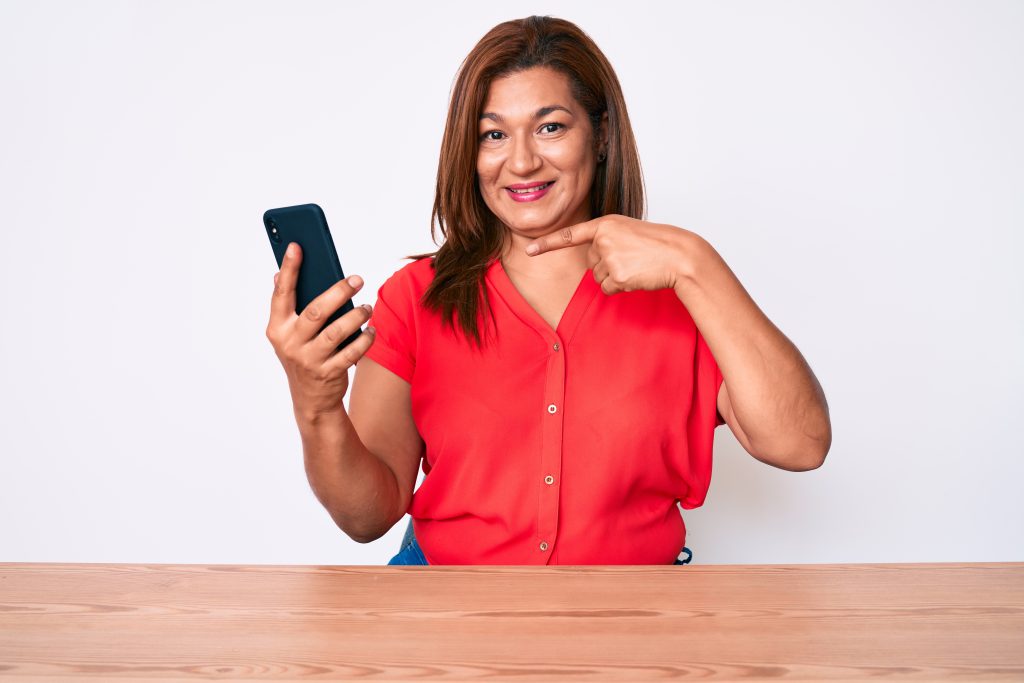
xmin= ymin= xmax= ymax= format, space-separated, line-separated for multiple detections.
xmin=365 ymin=256 xmax=725 ymax=565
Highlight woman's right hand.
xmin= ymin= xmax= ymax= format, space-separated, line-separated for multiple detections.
xmin=265 ymin=242 xmax=376 ymax=419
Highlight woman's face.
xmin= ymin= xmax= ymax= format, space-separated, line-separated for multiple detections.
xmin=476 ymin=66 xmax=606 ymax=241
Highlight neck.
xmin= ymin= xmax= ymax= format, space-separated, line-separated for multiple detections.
xmin=499 ymin=227 xmax=590 ymax=282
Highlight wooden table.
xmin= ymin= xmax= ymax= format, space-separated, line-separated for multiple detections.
xmin=2 ymin=562 xmax=1022 ymax=681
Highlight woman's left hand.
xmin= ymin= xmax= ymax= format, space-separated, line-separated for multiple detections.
xmin=525 ymin=214 xmax=705 ymax=295
xmin=528 ymin=214 xmax=831 ymax=470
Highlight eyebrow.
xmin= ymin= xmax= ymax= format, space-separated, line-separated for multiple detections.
xmin=480 ymin=105 xmax=574 ymax=123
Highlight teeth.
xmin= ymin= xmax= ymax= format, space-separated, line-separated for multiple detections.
xmin=509 ymin=182 xmax=552 ymax=193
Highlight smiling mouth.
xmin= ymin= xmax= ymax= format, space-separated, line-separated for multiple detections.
xmin=507 ymin=181 xmax=555 ymax=194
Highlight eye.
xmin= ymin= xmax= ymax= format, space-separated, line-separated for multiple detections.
xmin=539 ymin=123 xmax=565 ymax=134
xmin=480 ymin=130 xmax=505 ymax=142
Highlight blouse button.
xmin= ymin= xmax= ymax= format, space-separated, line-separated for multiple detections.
xmin=539 ymin=542 xmax=549 ymax=552
xmin=547 ymin=404 xmax=558 ymax=414
xmin=553 ymin=343 xmax=560 ymax=351
xmin=544 ymin=475 xmax=554 ymax=485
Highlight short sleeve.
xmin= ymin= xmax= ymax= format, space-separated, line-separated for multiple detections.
xmin=363 ymin=268 xmax=419 ymax=384
xmin=679 ymin=328 xmax=726 ymax=510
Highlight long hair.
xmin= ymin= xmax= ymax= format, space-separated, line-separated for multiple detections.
xmin=415 ymin=15 xmax=646 ymax=346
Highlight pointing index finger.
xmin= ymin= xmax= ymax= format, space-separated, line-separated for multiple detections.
xmin=526 ymin=220 xmax=598 ymax=256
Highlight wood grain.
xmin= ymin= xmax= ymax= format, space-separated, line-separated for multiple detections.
xmin=1 ymin=562 xmax=1022 ymax=681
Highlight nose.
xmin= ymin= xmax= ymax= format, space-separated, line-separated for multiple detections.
xmin=506 ymin=134 xmax=542 ymax=177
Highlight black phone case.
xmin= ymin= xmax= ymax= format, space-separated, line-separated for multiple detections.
xmin=263 ymin=203 xmax=361 ymax=350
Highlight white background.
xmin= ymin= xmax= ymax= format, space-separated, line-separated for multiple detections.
xmin=1 ymin=0 xmax=1021 ymax=565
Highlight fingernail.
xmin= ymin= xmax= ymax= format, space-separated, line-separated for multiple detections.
xmin=349 ymin=275 xmax=364 ymax=288
xmin=361 ymin=304 xmax=373 ymax=315
xmin=526 ymin=244 xmax=540 ymax=256
xmin=286 ymin=243 xmax=295 ymax=257
xmin=366 ymin=326 xmax=376 ymax=335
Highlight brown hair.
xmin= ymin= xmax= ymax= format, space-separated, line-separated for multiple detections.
xmin=414 ymin=15 xmax=646 ymax=346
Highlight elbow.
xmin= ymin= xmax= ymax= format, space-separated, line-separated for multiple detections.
xmin=785 ymin=404 xmax=832 ymax=471
xmin=803 ymin=395 xmax=833 ymax=470
xmin=337 ymin=507 xmax=405 ymax=545
xmin=342 ymin=520 xmax=390 ymax=544
xmin=324 ymin=507 xmax=391 ymax=544
xmin=792 ymin=422 xmax=832 ymax=471
xmin=751 ymin=424 xmax=831 ymax=472
xmin=809 ymin=411 xmax=833 ymax=468
xmin=796 ymin=439 xmax=829 ymax=471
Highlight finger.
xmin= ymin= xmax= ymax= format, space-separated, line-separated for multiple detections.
xmin=293 ymin=274 xmax=365 ymax=342
xmin=270 ymin=242 xmax=302 ymax=324
xmin=314 ymin=303 xmax=373 ymax=360
xmin=592 ymin=260 xmax=609 ymax=284
xmin=322 ymin=322 xmax=377 ymax=374
xmin=599 ymin=275 xmax=619 ymax=296
xmin=526 ymin=219 xmax=599 ymax=256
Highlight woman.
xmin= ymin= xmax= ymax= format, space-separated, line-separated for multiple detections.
xmin=266 ymin=16 xmax=831 ymax=566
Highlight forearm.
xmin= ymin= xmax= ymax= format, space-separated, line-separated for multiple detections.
xmin=294 ymin=406 xmax=402 ymax=543
xmin=674 ymin=234 xmax=831 ymax=467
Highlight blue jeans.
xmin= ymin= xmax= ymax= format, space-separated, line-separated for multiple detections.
xmin=387 ymin=523 xmax=694 ymax=566
xmin=387 ymin=535 xmax=431 ymax=565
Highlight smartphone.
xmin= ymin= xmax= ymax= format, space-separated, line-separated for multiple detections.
xmin=263 ymin=203 xmax=362 ymax=350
